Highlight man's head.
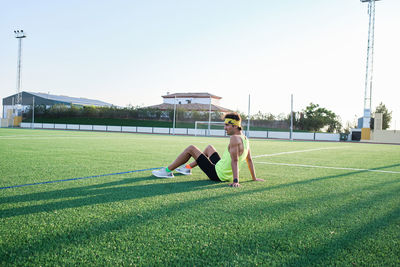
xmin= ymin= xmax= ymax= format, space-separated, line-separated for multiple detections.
xmin=224 ymin=112 xmax=242 ymax=135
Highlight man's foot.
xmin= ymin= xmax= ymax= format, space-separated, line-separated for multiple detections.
xmin=175 ymin=165 xmax=192 ymax=175
xmin=152 ymin=168 xmax=174 ymax=178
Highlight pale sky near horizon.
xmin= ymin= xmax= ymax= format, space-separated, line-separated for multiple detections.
xmin=1 ymin=0 xmax=399 ymax=129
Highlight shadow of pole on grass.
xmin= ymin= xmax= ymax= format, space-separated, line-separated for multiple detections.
xmin=1 ymin=162 xmax=399 ymax=219
xmin=0 ymin=175 xmax=160 ymax=205
xmin=0 ymin=178 xmax=222 ymax=219
xmin=2 ymin=185 xmax=398 ymax=265
xmin=1 ymin=163 xmax=399 ymax=265
xmin=250 ymin=183 xmax=400 ymax=266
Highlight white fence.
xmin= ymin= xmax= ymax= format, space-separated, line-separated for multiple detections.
xmin=18 ymin=122 xmax=343 ymax=141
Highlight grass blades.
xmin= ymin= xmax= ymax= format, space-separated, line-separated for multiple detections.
xmin=1 ymin=128 xmax=399 ymax=266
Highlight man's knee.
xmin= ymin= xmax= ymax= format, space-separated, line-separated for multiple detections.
xmin=204 ymin=145 xmax=217 ymax=156
xmin=185 ymin=145 xmax=202 ymax=159
xmin=207 ymin=145 xmax=216 ymax=150
xmin=186 ymin=145 xmax=199 ymax=153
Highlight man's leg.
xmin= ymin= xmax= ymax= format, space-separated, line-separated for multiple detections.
xmin=167 ymin=145 xmax=203 ymax=171
xmin=187 ymin=145 xmax=218 ymax=168
xmin=169 ymin=144 xmax=221 ymax=181
xmin=154 ymin=145 xmax=218 ymax=178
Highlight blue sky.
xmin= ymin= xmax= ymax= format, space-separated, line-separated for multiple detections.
xmin=1 ymin=0 xmax=399 ymax=128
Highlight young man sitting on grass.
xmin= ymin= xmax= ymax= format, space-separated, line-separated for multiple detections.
xmin=152 ymin=112 xmax=264 ymax=187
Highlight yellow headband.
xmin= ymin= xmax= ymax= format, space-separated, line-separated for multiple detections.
xmin=225 ymin=118 xmax=241 ymax=127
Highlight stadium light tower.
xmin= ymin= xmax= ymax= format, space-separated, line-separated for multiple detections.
xmin=360 ymin=0 xmax=381 ymax=130
xmin=14 ymin=29 xmax=27 ymax=115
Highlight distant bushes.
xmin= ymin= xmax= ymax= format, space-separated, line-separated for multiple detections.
xmin=24 ymin=103 xmax=349 ymax=132
xmin=23 ymin=104 xmax=224 ymax=122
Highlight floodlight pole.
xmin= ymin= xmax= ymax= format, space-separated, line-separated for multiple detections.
xmin=11 ymin=97 xmax=14 ymax=128
xmin=290 ymin=94 xmax=293 ymax=141
xmin=208 ymin=96 xmax=212 ymax=136
xmin=246 ymin=94 xmax=251 ymax=137
xmin=173 ymin=96 xmax=176 ymax=135
xmin=14 ymin=30 xmax=26 ymax=116
xmin=360 ymin=0 xmax=381 ymax=128
xmin=32 ymin=96 xmax=35 ymax=129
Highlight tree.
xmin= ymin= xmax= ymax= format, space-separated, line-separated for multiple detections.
xmin=296 ymin=103 xmax=342 ymax=133
xmin=236 ymin=110 xmax=248 ymax=121
xmin=252 ymin=111 xmax=275 ymax=121
xmin=373 ymin=102 xmax=392 ymax=130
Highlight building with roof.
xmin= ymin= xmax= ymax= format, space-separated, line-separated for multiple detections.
xmin=2 ymin=91 xmax=113 ymax=118
xmin=147 ymin=93 xmax=233 ymax=115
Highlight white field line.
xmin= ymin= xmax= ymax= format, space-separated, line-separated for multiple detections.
xmin=255 ymin=162 xmax=400 ymax=174
xmin=0 ymin=136 xmax=107 ymax=140
xmin=0 ymin=135 xmax=180 ymax=140
xmin=0 ymin=134 xmax=93 ymax=138
xmin=253 ymin=147 xmax=346 ymax=159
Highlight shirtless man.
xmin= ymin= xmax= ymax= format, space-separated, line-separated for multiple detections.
xmin=152 ymin=112 xmax=264 ymax=187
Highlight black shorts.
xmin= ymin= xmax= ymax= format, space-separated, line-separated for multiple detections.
xmin=195 ymin=152 xmax=221 ymax=181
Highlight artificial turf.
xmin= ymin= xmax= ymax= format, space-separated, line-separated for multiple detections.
xmin=0 ymin=128 xmax=399 ymax=266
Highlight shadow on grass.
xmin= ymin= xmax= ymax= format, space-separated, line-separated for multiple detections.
xmin=368 ymin=163 xmax=400 ymax=172
xmin=1 ymin=162 xmax=399 ymax=219
xmin=237 ymin=162 xmax=400 ymax=196
xmin=1 ymin=163 xmax=399 ymax=265
xmin=233 ymin=182 xmax=400 ymax=266
xmin=0 ymin=176 xmax=222 ymax=219
xmin=287 ymin=206 xmax=400 ymax=266
xmin=0 ymin=175 xmax=160 ymax=205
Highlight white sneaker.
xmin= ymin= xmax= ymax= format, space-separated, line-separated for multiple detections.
xmin=152 ymin=168 xmax=174 ymax=178
xmin=175 ymin=165 xmax=192 ymax=175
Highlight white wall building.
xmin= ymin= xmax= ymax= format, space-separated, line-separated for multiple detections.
xmin=148 ymin=92 xmax=231 ymax=113
xmin=162 ymin=93 xmax=221 ymax=106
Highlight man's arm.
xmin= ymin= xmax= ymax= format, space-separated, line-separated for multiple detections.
xmin=246 ymin=149 xmax=264 ymax=182
xmin=229 ymin=136 xmax=241 ymax=187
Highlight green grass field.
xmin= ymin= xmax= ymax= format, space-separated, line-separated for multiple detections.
xmin=1 ymin=128 xmax=399 ymax=266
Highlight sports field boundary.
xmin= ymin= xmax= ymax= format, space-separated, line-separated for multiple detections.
xmin=18 ymin=122 xmax=342 ymax=142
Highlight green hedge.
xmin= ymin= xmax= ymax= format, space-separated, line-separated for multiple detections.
xmin=23 ymin=117 xmax=296 ymax=132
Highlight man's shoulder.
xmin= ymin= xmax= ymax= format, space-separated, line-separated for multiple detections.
xmin=229 ymin=134 xmax=243 ymax=144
